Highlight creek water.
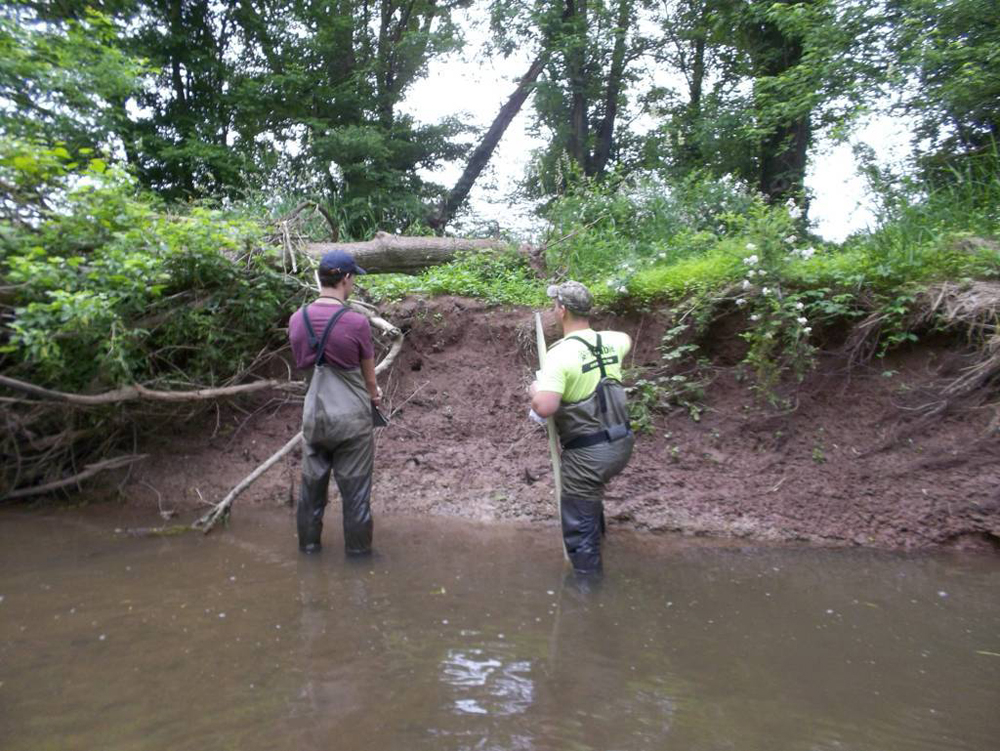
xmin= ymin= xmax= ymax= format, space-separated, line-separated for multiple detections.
xmin=0 ymin=508 xmax=998 ymax=751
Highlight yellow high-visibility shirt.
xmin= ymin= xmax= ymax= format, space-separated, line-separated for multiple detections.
xmin=536 ymin=329 xmax=631 ymax=403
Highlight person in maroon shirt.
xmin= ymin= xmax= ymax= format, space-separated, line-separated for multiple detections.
xmin=288 ymin=249 xmax=382 ymax=555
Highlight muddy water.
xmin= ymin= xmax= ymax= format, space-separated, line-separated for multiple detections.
xmin=0 ymin=509 xmax=998 ymax=751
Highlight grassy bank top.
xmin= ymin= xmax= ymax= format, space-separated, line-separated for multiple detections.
xmin=1 ymin=144 xmax=998 ymax=397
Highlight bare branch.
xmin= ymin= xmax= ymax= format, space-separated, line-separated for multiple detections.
xmin=0 ymin=376 xmax=305 ymax=405
xmin=2 ymin=455 xmax=147 ymax=501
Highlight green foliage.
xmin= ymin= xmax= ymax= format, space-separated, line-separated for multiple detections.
xmin=113 ymin=0 xmax=466 ymax=233
xmin=362 ymin=249 xmax=547 ymax=306
xmin=889 ymin=0 xmax=1000 ymax=157
xmin=738 ymin=291 xmax=817 ymax=403
xmin=0 ymin=7 xmax=142 ymax=149
xmin=542 ymin=171 xmax=761 ymax=297
xmin=625 ymin=378 xmax=659 ymax=434
xmin=0 ymin=141 xmax=294 ymax=391
xmin=535 ymin=166 xmax=996 ymax=402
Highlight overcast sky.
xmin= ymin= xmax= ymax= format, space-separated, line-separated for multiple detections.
xmin=402 ymin=19 xmax=914 ymax=244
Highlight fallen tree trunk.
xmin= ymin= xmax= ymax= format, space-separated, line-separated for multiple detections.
xmin=303 ymin=231 xmax=510 ymax=274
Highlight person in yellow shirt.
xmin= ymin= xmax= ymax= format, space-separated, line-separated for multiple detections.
xmin=529 ymin=281 xmax=635 ymax=574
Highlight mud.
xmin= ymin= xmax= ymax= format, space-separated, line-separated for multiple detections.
xmin=116 ymin=296 xmax=999 ymax=551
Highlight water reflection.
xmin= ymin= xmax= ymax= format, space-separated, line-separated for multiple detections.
xmin=441 ymin=648 xmax=534 ymax=716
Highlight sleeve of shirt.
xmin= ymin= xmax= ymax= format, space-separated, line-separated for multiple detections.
xmin=535 ymin=346 xmax=568 ymax=395
xmin=288 ymin=309 xmax=315 ymax=370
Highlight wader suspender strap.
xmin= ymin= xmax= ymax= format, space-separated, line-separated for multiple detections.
xmin=564 ymin=334 xmax=609 ymax=412
xmin=301 ymin=304 xmax=350 ymax=367
xmin=560 ymin=333 xmax=632 ymax=451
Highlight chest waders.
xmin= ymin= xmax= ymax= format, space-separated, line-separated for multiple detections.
xmin=553 ymin=334 xmax=635 ymax=574
xmin=297 ymin=304 xmax=375 ymax=555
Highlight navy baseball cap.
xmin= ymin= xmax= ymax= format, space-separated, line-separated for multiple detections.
xmin=319 ymin=249 xmax=366 ymax=275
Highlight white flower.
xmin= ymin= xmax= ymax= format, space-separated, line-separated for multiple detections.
xmin=797 ymin=316 xmax=808 ymax=324
xmin=795 ymin=302 xmax=804 ymax=310
xmin=761 ymin=286 xmax=771 ymax=295
xmin=785 ymin=198 xmax=802 ymax=220
xmin=743 ymin=254 xmax=759 ymax=266
xmin=746 ymin=242 xmax=757 ymax=251
xmin=803 ymin=327 xmax=812 ymax=335
xmin=757 ymin=270 xmax=766 ymax=277
xmin=606 ymin=280 xmax=614 ymax=286
xmin=736 ymin=298 xmax=747 ymax=306
xmin=617 ymin=285 xmax=627 ymax=293
xmin=750 ymin=314 xmax=760 ymax=322
xmin=742 ymin=279 xmax=752 ymax=289
xmin=785 ymin=234 xmax=797 ymax=244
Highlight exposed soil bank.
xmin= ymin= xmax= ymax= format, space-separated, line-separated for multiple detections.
xmin=120 ymin=297 xmax=999 ymax=551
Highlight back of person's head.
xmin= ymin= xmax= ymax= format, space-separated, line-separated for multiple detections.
xmin=547 ymin=280 xmax=594 ymax=317
xmin=318 ymin=249 xmax=366 ymax=288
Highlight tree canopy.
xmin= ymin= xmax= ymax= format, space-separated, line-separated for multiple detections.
xmin=0 ymin=0 xmax=996 ymax=233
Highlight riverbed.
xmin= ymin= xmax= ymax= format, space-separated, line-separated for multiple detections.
xmin=1 ymin=508 xmax=997 ymax=750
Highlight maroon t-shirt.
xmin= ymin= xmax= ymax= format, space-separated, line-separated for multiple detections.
xmin=288 ymin=302 xmax=374 ymax=370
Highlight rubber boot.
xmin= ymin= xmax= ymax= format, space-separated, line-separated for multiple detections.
xmin=297 ymin=470 xmax=331 ymax=553
xmin=561 ymin=495 xmax=603 ymax=575
xmin=336 ymin=473 xmax=373 ymax=555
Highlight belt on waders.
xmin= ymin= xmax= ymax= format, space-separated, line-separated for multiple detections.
xmin=558 ymin=332 xmax=631 ymax=451
xmin=301 ymin=303 xmax=350 ymax=365
xmin=562 ymin=422 xmax=632 ymax=450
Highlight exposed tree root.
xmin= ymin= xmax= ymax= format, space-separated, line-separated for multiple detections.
xmin=847 ymin=280 xmax=1000 ymax=449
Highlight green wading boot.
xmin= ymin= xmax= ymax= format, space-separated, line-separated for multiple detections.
xmin=336 ymin=474 xmax=373 ymax=555
xmin=297 ymin=472 xmax=331 ymax=553
xmin=561 ymin=495 xmax=604 ymax=575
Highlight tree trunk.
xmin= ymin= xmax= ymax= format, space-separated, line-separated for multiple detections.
xmin=428 ymin=51 xmax=549 ymax=231
xmin=592 ymin=0 xmax=633 ymax=175
xmin=747 ymin=0 xmax=811 ymax=202
xmin=303 ymin=232 xmax=510 ymax=274
xmin=759 ymin=115 xmax=811 ymax=201
xmin=565 ymin=0 xmax=589 ymax=172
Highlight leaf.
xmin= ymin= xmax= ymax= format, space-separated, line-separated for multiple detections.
xmin=12 ymin=155 xmax=35 ymax=172
xmin=88 ymin=158 xmax=107 ymax=173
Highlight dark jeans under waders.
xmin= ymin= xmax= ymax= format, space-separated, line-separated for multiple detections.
xmin=559 ymin=433 xmax=634 ymax=574
xmin=298 ymin=432 xmax=374 ymax=555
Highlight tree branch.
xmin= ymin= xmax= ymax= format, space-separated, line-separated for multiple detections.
xmin=2 ymin=454 xmax=147 ymax=501
xmin=0 ymin=376 xmax=304 ymax=406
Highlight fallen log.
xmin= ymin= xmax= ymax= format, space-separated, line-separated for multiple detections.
xmin=303 ymin=231 xmax=510 ymax=274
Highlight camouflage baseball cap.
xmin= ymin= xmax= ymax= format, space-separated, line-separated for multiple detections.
xmin=546 ymin=280 xmax=594 ymax=315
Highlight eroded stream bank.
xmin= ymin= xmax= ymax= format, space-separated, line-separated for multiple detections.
xmin=121 ymin=297 xmax=1000 ymax=551
xmin=1 ymin=509 xmax=998 ymax=751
